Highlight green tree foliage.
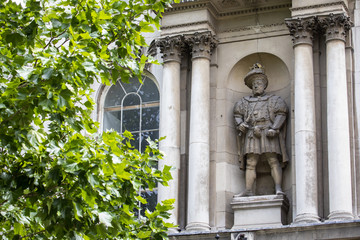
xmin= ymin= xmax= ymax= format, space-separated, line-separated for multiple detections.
xmin=0 ymin=0 xmax=178 ymax=239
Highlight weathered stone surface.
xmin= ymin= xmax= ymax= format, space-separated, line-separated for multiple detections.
xmin=231 ymin=194 xmax=289 ymax=228
xmin=233 ymin=64 xmax=288 ymax=197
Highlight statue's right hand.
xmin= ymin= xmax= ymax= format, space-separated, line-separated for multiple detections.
xmin=238 ymin=122 xmax=248 ymax=133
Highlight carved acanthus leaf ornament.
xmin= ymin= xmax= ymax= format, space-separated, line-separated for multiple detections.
xmin=156 ymin=35 xmax=185 ymax=63
xmin=185 ymin=31 xmax=218 ymax=59
xmin=285 ymin=17 xmax=317 ymax=46
xmin=318 ymin=13 xmax=353 ymax=42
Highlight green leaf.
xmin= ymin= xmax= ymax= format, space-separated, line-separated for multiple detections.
xmin=98 ymin=212 xmax=113 ymax=227
xmin=140 ymin=24 xmax=154 ymax=33
xmin=14 ymin=222 xmax=24 ymax=236
xmin=98 ymin=11 xmax=112 ymax=20
xmin=57 ymin=95 xmax=67 ymax=111
xmin=81 ymin=189 xmax=96 ymax=208
xmin=138 ymin=231 xmax=152 ymax=239
xmin=42 ymin=68 xmax=54 ymax=80
xmin=80 ymin=32 xmax=91 ymax=40
xmin=114 ymin=163 xmax=131 ymax=180
xmin=136 ymin=195 xmax=147 ymax=204
xmin=73 ymin=202 xmax=83 ymax=220
xmin=27 ymin=130 xmax=45 ymax=146
xmin=17 ymin=66 xmax=33 ymax=80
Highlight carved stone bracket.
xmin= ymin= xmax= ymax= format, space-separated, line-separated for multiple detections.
xmin=285 ymin=17 xmax=317 ymax=46
xmin=185 ymin=31 xmax=218 ymax=60
xmin=318 ymin=13 xmax=353 ymax=43
xmin=156 ymin=35 xmax=185 ymax=63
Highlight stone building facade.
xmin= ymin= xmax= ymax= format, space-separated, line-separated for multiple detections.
xmin=94 ymin=0 xmax=360 ymax=239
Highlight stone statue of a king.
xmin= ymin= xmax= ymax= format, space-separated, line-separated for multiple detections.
xmin=233 ymin=63 xmax=288 ymax=197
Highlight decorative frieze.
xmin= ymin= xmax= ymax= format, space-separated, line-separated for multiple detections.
xmin=156 ymin=35 xmax=185 ymax=63
xmin=318 ymin=13 xmax=352 ymax=42
xmin=185 ymin=31 xmax=218 ymax=60
xmin=285 ymin=17 xmax=317 ymax=46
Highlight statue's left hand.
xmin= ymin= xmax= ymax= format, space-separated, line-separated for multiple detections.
xmin=266 ymin=129 xmax=279 ymax=137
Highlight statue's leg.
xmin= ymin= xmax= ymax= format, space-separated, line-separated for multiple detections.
xmin=266 ymin=153 xmax=284 ymax=195
xmin=234 ymin=154 xmax=259 ymax=197
xmin=244 ymin=154 xmax=259 ymax=196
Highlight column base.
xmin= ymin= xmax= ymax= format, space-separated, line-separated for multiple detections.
xmin=231 ymin=194 xmax=289 ymax=229
xmin=293 ymin=213 xmax=320 ymax=224
xmin=328 ymin=210 xmax=354 ymax=221
xmin=167 ymin=227 xmax=180 ymax=234
xmin=185 ymin=222 xmax=210 ymax=232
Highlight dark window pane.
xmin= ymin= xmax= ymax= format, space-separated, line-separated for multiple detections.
xmin=129 ymin=132 xmax=140 ymax=151
xmin=122 ymin=109 xmax=140 ymax=132
xmin=138 ymin=77 xmax=159 ymax=103
xmin=140 ymin=189 xmax=158 ymax=215
xmin=104 ymin=82 xmax=125 ymax=107
xmin=141 ymin=107 xmax=159 ymax=130
xmin=122 ymin=77 xmax=141 ymax=93
xmin=123 ymin=94 xmax=140 ymax=107
xmin=103 ymin=111 xmax=121 ymax=132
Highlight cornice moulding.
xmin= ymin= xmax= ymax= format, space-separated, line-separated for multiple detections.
xmin=290 ymin=1 xmax=349 ymax=17
xmin=166 ymin=1 xmax=292 ymax=19
xmin=219 ymin=3 xmax=291 ymax=18
xmin=161 ymin=20 xmax=216 ymax=33
xmin=291 ymin=1 xmax=348 ymax=12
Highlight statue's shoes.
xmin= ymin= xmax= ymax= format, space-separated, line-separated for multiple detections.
xmin=234 ymin=190 xmax=254 ymax=197
xmin=276 ymin=190 xmax=285 ymax=195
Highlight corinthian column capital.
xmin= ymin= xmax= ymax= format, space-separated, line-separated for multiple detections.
xmin=157 ymin=35 xmax=185 ymax=63
xmin=318 ymin=13 xmax=353 ymax=43
xmin=285 ymin=17 xmax=317 ymax=46
xmin=185 ymin=31 xmax=218 ymax=60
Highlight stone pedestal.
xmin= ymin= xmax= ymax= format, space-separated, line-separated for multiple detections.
xmin=231 ymin=195 xmax=289 ymax=229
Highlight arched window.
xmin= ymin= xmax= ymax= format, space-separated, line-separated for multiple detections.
xmin=103 ymin=75 xmax=160 ymax=152
xmin=102 ymin=75 xmax=159 ymax=215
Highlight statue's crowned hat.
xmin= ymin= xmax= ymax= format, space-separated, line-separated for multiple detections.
xmin=244 ymin=63 xmax=268 ymax=89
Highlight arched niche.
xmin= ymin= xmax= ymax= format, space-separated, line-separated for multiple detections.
xmin=227 ymin=52 xmax=291 ymax=104
xmin=226 ymin=52 xmax=292 ymax=196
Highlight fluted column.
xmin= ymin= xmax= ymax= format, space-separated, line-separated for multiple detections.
xmin=286 ymin=17 xmax=320 ymax=223
xmin=185 ymin=32 xmax=217 ymax=231
xmin=157 ymin=35 xmax=184 ymax=229
xmin=319 ymin=13 xmax=354 ymax=221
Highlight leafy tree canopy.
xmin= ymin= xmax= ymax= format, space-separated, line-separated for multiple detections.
xmin=0 ymin=0 xmax=178 ymax=239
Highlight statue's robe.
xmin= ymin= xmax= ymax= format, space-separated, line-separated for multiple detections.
xmin=234 ymin=94 xmax=289 ymax=170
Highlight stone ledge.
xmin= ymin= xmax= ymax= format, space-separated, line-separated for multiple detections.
xmin=167 ymin=220 xmax=360 ymax=240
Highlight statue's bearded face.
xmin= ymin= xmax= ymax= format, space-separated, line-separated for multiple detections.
xmin=252 ymin=78 xmax=266 ymax=96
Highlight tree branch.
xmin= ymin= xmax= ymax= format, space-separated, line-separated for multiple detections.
xmin=44 ymin=29 xmax=67 ymax=49
xmin=21 ymin=230 xmax=46 ymax=239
